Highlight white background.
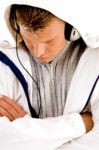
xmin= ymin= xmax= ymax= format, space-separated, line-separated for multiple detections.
xmin=0 ymin=0 xmax=14 ymax=43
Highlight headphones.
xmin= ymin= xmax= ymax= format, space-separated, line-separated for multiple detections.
xmin=13 ymin=14 xmax=80 ymax=42
xmin=65 ymin=23 xmax=81 ymax=41
xmin=13 ymin=14 xmax=20 ymax=33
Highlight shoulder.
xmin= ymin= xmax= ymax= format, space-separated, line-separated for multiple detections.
xmin=78 ymin=47 xmax=99 ymax=66
xmin=0 ymin=41 xmax=31 ymax=66
xmin=0 ymin=41 xmax=32 ymax=78
xmin=83 ymin=47 xmax=99 ymax=57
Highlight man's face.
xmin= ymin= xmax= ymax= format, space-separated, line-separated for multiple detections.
xmin=19 ymin=18 xmax=67 ymax=63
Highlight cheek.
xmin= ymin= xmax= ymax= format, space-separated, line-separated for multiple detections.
xmin=46 ymin=40 xmax=67 ymax=57
xmin=23 ymin=39 xmax=35 ymax=51
xmin=47 ymin=40 xmax=65 ymax=53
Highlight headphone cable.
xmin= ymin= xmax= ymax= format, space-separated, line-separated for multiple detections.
xmin=15 ymin=32 xmax=42 ymax=117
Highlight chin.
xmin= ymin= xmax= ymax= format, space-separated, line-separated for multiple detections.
xmin=39 ymin=59 xmax=50 ymax=63
xmin=38 ymin=57 xmax=52 ymax=63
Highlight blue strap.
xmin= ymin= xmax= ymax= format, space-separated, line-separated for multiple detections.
xmin=0 ymin=51 xmax=38 ymax=118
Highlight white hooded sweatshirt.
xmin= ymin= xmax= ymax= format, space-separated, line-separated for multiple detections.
xmin=0 ymin=0 xmax=99 ymax=150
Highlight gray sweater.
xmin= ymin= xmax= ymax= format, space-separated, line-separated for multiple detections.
xmin=30 ymin=42 xmax=81 ymax=118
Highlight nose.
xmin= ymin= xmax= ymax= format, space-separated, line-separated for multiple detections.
xmin=33 ymin=44 xmax=46 ymax=58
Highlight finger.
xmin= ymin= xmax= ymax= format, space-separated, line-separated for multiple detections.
xmin=0 ymin=99 xmax=20 ymax=118
xmin=0 ymin=96 xmax=27 ymax=120
xmin=0 ymin=106 xmax=14 ymax=121
xmin=0 ymin=95 xmax=26 ymax=114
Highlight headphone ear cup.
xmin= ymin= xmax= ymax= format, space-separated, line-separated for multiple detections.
xmin=64 ymin=23 xmax=73 ymax=41
xmin=64 ymin=23 xmax=81 ymax=41
xmin=70 ymin=27 xmax=81 ymax=41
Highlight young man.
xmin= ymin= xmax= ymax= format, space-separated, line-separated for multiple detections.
xmin=0 ymin=0 xmax=98 ymax=148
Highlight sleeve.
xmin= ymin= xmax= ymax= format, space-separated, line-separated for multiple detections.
xmin=0 ymin=60 xmax=29 ymax=112
xmin=57 ymin=99 xmax=99 ymax=150
xmin=0 ymin=59 xmax=21 ymax=99
xmin=0 ymin=46 xmax=19 ymax=97
xmin=0 ymin=61 xmax=13 ymax=96
xmin=56 ymin=81 xmax=99 ymax=150
xmin=11 ymin=113 xmax=86 ymax=148
xmin=87 ymin=79 xmax=99 ymax=127
xmin=0 ymin=49 xmax=33 ymax=115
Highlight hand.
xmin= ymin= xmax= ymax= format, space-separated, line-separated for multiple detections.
xmin=81 ymin=112 xmax=94 ymax=133
xmin=0 ymin=95 xmax=27 ymax=121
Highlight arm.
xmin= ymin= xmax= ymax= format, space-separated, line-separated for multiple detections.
xmin=57 ymin=98 xmax=99 ymax=149
xmin=0 ymin=94 xmax=94 ymax=132
xmin=0 ymin=49 xmax=30 ymax=121
xmin=0 ymin=95 xmax=94 ymax=150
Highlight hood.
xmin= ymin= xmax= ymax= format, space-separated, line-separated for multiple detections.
xmin=4 ymin=0 xmax=99 ymax=48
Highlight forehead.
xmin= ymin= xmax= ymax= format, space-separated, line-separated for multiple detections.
xmin=19 ymin=18 xmax=64 ymax=40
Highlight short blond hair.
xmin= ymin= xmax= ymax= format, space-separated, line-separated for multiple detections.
xmin=10 ymin=4 xmax=55 ymax=31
